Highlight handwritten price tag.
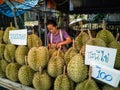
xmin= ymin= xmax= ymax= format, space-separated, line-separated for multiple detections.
xmin=85 ymin=45 xmax=117 ymax=68
xmin=9 ymin=29 xmax=27 ymax=45
xmin=90 ymin=62 xmax=120 ymax=87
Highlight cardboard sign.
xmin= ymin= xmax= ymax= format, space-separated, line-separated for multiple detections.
xmin=24 ymin=21 xmax=38 ymax=26
xmin=90 ymin=62 xmax=120 ymax=87
xmin=85 ymin=45 xmax=117 ymax=68
xmin=9 ymin=29 xmax=27 ymax=45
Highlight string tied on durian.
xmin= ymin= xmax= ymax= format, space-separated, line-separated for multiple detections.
xmin=72 ymin=39 xmax=75 ymax=48
xmin=39 ymin=66 xmax=42 ymax=75
xmin=57 ymin=45 xmax=61 ymax=57
xmin=63 ymin=65 xmax=66 ymax=75
xmin=116 ymin=32 xmax=119 ymax=41
xmin=102 ymin=20 xmax=106 ymax=30
xmin=79 ymin=21 xmax=84 ymax=32
xmin=88 ymin=66 xmax=92 ymax=80
xmin=87 ymin=29 xmax=93 ymax=40
xmin=25 ymin=56 xmax=28 ymax=66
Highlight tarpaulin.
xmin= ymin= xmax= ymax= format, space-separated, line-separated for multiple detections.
xmin=0 ymin=0 xmax=39 ymax=17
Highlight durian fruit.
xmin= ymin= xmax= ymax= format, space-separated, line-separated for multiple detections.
xmin=75 ymin=79 xmax=99 ymax=90
xmin=49 ymin=48 xmax=56 ymax=58
xmin=0 ymin=43 xmax=5 ymax=60
xmin=54 ymin=66 xmax=74 ymax=90
xmin=15 ymin=45 xmax=29 ymax=65
xmin=75 ymin=22 xmax=89 ymax=51
xmin=86 ymin=38 xmax=106 ymax=47
xmin=47 ymin=47 xmax=65 ymax=78
xmin=81 ymin=30 xmax=106 ymax=56
xmin=64 ymin=40 xmax=78 ymax=65
xmin=18 ymin=56 xmax=35 ymax=86
xmin=108 ymin=33 xmax=120 ymax=69
xmin=75 ymin=67 xmax=99 ymax=90
xmin=102 ymin=85 xmax=120 ymax=90
xmin=28 ymin=46 xmax=49 ymax=71
xmin=52 ymin=49 xmax=64 ymax=58
xmin=0 ymin=27 xmax=4 ymax=43
xmin=3 ymin=22 xmax=16 ymax=44
xmin=5 ymin=62 xmax=21 ymax=82
xmin=75 ymin=31 xmax=89 ymax=50
xmin=67 ymin=51 xmax=88 ymax=83
xmin=96 ymin=30 xmax=115 ymax=46
xmin=4 ymin=44 xmax=16 ymax=63
xmin=33 ymin=67 xmax=52 ymax=90
xmin=96 ymin=20 xmax=115 ymax=46
xmin=0 ymin=59 xmax=8 ymax=77
xmin=87 ymin=30 xmax=106 ymax=47
xmin=27 ymin=30 xmax=42 ymax=49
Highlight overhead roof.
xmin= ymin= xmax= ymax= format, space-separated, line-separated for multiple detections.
xmin=55 ymin=0 xmax=120 ymax=14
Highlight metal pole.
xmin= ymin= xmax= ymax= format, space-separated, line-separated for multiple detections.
xmin=44 ymin=0 xmax=47 ymax=46
xmin=38 ymin=12 xmax=41 ymax=38
xmin=13 ymin=8 xmax=19 ymax=29
xmin=4 ymin=0 xmax=19 ymax=29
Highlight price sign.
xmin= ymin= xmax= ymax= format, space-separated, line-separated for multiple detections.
xmin=85 ymin=45 xmax=117 ymax=68
xmin=9 ymin=29 xmax=27 ymax=45
xmin=90 ymin=62 xmax=120 ymax=87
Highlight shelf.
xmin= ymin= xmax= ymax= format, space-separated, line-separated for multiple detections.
xmin=0 ymin=78 xmax=34 ymax=90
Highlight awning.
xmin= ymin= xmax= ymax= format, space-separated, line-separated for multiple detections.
xmin=53 ymin=0 xmax=120 ymax=14
xmin=0 ymin=0 xmax=39 ymax=17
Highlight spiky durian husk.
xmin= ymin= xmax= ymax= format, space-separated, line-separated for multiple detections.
xmin=5 ymin=63 xmax=20 ymax=82
xmin=3 ymin=26 xmax=16 ymax=44
xmin=0 ymin=59 xmax=8 ymax=77
xmin=4 ymin=44 xmax=16 ymax=63
xmin=108 ymin=41 xmax=120 ymax=69
xmin=27 ymin=34 xmax=42 ymax=49
xmin=0 ymin=30 xmax=4 ymax=43
xmin=75 ymin=32 xmax=89 ymax=50
xmin=1 ymin=59 xmax=8 ymax=72
xmin=52 ymin=50 xmax=64 ymax=58
xmin=47 ymin=56 xmax=65 ymax=78
xmin=28 ymin=46 xmax=49 ymax=71
xmin=64 ymin=47 xmax=78 ymax=65
xmin=33 ymin=71 xmax=52 ymax=90
xmin=102 ymin=85 xmax=120 ymax=90
xmin=49 ymin=48 xmax=56 ymax=58
xmin=15 ymin=45 xmax=29 ymax=65
xmin=18 ymin=65 xmax=35 ymax=86
xmin=0 ymin=59 xmax=8 ymax=78
xmin=67 ymin=54 xmax=88 ymax=83
xmin=75 ymin=79 xmax=99 ymax=90
xmin=81 ymin=38 xmax=106 ymax=56
xmin=0 ymin=44 xmax=5 ymax=59
xmin=86 ymin=38 xmax=106 ymax=47
xmin=54 ymin=74 xmax=70 ymax=90
xmin=96 ymin=30 xmax=115 ymax=45
xmin=0 ymin=63 xmax=5 ymax=77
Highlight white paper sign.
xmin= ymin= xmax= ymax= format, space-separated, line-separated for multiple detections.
xmin=9 ymin=29 xmax=27 ymax=45
xmin=90 ymin=62 xmax=120 ymax=87
xmin=85 ymin=45 xmax=117 ymax=68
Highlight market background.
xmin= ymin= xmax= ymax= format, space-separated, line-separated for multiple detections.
xmin=0 ymin=0 xmax=120 ymax=90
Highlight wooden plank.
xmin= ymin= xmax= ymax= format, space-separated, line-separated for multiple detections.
xmin=0 ymin=78 xmax=35 ymax=90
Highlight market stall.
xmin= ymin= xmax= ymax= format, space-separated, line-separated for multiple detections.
xmin=0 ymin=0 xmax=120 ymax=90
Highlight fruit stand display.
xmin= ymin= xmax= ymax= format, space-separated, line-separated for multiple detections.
xmin=0 ymin=19 xmax=119 ymax=90
xmin=0 ymin=0 xmax=120 ymax=90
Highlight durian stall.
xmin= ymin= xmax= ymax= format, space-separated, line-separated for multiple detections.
xmin=0 ymin=0 xmax=120 ymax=90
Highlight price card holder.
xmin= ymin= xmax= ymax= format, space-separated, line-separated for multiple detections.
xmin=9 ymin=29 xmax=27 ymax=45
xmin=90 ymin=61 xmax=120 ymax=87
xmin=85 ymin=45 xmax=117 ymax=68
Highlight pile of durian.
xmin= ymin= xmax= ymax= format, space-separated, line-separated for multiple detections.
xmin=0 ymin=21 xmax=120 ymax=90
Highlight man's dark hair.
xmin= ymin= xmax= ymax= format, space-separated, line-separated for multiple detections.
xmin=46 ymin=20 xmax=57 ymax=26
